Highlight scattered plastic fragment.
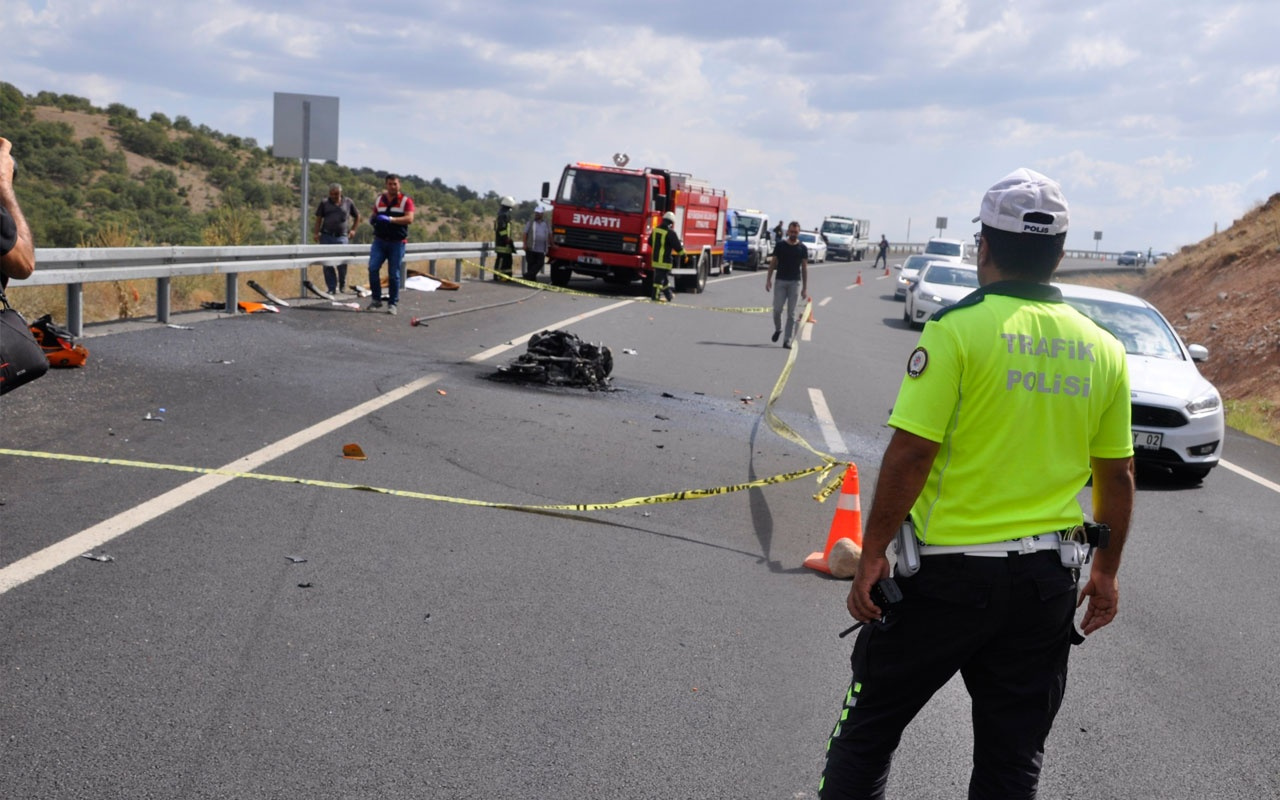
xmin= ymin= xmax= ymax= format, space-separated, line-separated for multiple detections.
xmin=81 ymin=552 xmax=114 ymax=562
xmin=209 ymin=359 xmax=235 ymax=364
xmin=342 ymin=443 xmax=368 ymax=460
xmin=436 ymin=389 xmax=447 ymax=395
xmin=167 ymin=324 xmax=194 ymax=330
xmin=297 ymin=582 xmax=313 ymax=589
xmin=623 ymin=348 xmax=638 ymax=355
xmin=655 ymin=414 xmax=670 ymax=421
xmin=143 ymin=412 xmax=164 ymax=421
xmin=285 ymin=556 xmax=307 ymax=563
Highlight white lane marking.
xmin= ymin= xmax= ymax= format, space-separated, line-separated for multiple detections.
xmin=1 ymin=298 xmax=640 ymax=596
xmin=467 ymin=299 xmax=634 ymax=363
xmin=819 ymin=296 xmax=833 ymax=307
xmin=807 ymin=388 xmax=848 ymax=454
xmin=0 ymin=373 xmax=444 ymax=595
xmin=1220 ymin=459 xmax=1280 ymax=493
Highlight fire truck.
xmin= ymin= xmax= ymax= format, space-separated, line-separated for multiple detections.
xmin=540 ymin=162 xmax=730 ymax=295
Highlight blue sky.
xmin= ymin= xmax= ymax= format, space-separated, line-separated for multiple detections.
xmin=5 ymin=0 xmax=1280 ymax=253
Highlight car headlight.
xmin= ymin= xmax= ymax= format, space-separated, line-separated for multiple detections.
xmin=925 ymin=293 xmax=943 ymax=303
xmin=1186 ymin=390 xmax=1221 ymax=415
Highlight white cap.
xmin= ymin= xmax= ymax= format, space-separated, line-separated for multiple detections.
xmin=972 ymin=168 xmax=1069 ymax=236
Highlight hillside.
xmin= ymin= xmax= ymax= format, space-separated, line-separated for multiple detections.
xmin=1132 ymin=195 xmax=1280 ymax=432
xmin=1 ymin=84 xmax=529 ymax=248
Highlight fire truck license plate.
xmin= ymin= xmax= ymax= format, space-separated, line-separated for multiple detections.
xmin=1133 ymin=430 xmax=1163 ymax=450
xmin=577 ymin=255 xmax=602 ymax=265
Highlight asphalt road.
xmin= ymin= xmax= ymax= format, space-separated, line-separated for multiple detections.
xmin=1 ymin=257 xmax=1277 ymax=799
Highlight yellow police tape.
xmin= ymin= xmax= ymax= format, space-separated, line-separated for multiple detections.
xmin=0 ymin=298 xmax=851 ymax=511
xmin=468 ymin=259 xmax=772 ymax=314
xmin=0 ymin=448 xmax=836 ymax=512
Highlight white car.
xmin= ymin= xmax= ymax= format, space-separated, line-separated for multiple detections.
xmin=893 ymin=254 xmax=941 ymax=299
xmin=797 ymin=230 xmax=827 ymax=263
xmin=924 ymin=237 xmax=967 ymax=260
xmin=903 ymin=261 xmax=978 ymax=328
xmin=1055 ymin=283 xmax=1224 ymax=482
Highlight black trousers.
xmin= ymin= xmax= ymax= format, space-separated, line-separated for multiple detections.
xmin=820 ymin=551 xmax=1078 ymax=800
xmin=523 ymin=251 xmax=546 ymax=280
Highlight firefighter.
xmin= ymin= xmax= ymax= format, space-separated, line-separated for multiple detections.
xmin=649 ymin=211 xmax=682 ymax=302
xmin=493 ymin=196 xmax=518 ymax=280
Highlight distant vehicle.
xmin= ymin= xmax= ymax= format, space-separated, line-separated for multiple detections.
xmin=819 ymin=215 xmax=871 ymax=261
xmin=1117 ymin=250 xmax=1147 ymax=267
xmin=893 ymin=254 xmax=939 ymax=299
xmin=1152 ymin=252 xmax=1173 ymax=263
xmin=797 ymin=230 xmax=827 ymax=262
xmin=723 ymin=208 xmax=773 ymax=271
xmin=1055 ymin=282 xmax=1223 ymax=481
xmin=903 ymin=261 xmax=979 ymax=329
xmin=924 ymin=237 xmax=967 ymax=261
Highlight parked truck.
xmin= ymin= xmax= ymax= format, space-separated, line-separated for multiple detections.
xmin=722 ymin=208 xmax=773 ymax=271
xmin=820 ymin=215 xmax=871 ymax=261
xmin=541 ymin=162 xmax=729 ymax=295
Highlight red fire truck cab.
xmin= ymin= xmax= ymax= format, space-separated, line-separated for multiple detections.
xmin=541 ymin=162 xmax=729 ymax=295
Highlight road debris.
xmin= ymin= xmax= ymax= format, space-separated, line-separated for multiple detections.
xmin=491 ymin=329 xmax=613 ymax=389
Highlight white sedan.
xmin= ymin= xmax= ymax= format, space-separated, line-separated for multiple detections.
xmin=893 ymin=254 xmax=942 ymax=300
xmin=1056 ymin=282 xmax=1223 ymax=482
xmin=903 ymin=261 xmax=978 ymax=328
xmin=797 ymin=230 xmax=827 ymax=263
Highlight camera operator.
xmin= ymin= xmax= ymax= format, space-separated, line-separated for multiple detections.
xmin=0 ymin=137 xmax=35 ymax=287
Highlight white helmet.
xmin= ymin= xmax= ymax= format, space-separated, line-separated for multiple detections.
xmin=662 ymin=212 xmax=676 ymax=223
xmin=500 ymin=196 xmax=515 ymax=208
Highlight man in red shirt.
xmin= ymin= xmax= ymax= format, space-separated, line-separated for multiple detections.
xmin=367 ymin=174 xmax=414 ymax=315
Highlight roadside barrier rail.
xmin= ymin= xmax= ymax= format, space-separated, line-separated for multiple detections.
xmin=20 ymin=241 xmax=501 ymax=337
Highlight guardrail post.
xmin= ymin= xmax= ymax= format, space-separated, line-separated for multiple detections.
xmin=427 ymin=259 xmax=436 ymax=278
xmin=226 ymin=273 xmax=238 ymax=314
xmin=66 ymin=283 xmax=84 ymax=338
xmin=156 ymin=277 xmax=171 ymax=323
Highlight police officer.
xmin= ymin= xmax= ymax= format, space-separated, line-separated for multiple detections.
xmin=649 ymin=211 xmax=681 ymax=302
xmin=819 ymin=169 xmax=1135 ymax=800
xmin=493 ymin=196 xmax=518 ymax=280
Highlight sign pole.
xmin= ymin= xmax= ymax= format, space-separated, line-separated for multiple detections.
xmin=299 ymin=101 xmax=312 ymax=296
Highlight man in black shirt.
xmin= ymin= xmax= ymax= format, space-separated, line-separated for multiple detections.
xmin=0 ymin=136 xmax=34 ymax=288
xmin=765 ymin=220 xmax=809 ymax=348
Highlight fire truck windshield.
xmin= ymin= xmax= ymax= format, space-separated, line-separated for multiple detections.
xmin=559 ymin=169 xmax=646 ymax=214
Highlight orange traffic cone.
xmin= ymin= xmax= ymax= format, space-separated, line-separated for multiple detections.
xmin=883 ymin=265 xmax=890 ymax=277
xmin=803 ymin=464 xmax=863 ymax=576
xmin=854 ymin=272 xmax=863 ymax=286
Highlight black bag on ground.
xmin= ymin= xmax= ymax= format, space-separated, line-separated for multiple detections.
xmin=0 ymin=287 xmax=49 ymax=394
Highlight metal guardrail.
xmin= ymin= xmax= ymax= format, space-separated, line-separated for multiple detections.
xmin=21 ymin=241 xmax=498 ymax=337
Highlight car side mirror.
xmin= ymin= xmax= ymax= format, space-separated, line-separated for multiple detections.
xmin=1188 ymin=344 xmax=1209 ymax=362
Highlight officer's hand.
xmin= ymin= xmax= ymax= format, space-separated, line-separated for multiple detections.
xmin=847 ymin=553 xmax=892 ymax=622
xmin=373 ymin=214 xmax=391 ymax=224
xmin=1077 ymin=570 xmax=1119 ymax=635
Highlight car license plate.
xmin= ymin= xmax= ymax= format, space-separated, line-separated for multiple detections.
xmin=1133 ymin=430 xmax=1163 ymax=450
xmin=577 ymin=255 xmax=602 ymax=265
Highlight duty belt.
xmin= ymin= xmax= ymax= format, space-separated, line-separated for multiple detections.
xmin=918 ymin=531 xmax=1063 ymax=558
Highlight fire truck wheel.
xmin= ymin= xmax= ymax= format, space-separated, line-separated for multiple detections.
xmin=693 ymin=252 xmax=709 ymax=293
xmin=551 ymin=263 xmax=572 ymax=287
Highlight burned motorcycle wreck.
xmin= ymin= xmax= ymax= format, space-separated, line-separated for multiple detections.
xmin=492 ymin=329 xmax=613 ymax=389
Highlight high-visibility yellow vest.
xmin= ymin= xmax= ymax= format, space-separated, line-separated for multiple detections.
xmin=495 ymin=213 xmax=518 ymax=254
xmin=650 ymin=227 xmax=674 ymax=269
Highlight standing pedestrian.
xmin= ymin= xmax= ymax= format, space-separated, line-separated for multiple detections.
xmin=493 ymin=196 xmax=518 ymax=281
xmin=818 ymin=168 xmax=1135 ymax=799
xmin=0 ymin=136 xmax=34 ymax=287
xmin=313 ymin=182 xmax=360 ymax=294
xmin=765 ymin=220 xmax=808 ymax=348
xmin=872 ymin=235 xmax=889 ymax=270
xmin=649 ymin=211 xmax=682 ymax=302
xmin=367 ymin=174 xmax=414 ymax=315
xmin=522 ymin=206 xmax=550 ymax=281
xmin=773 ymin=221 xmax=784 ymax=243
